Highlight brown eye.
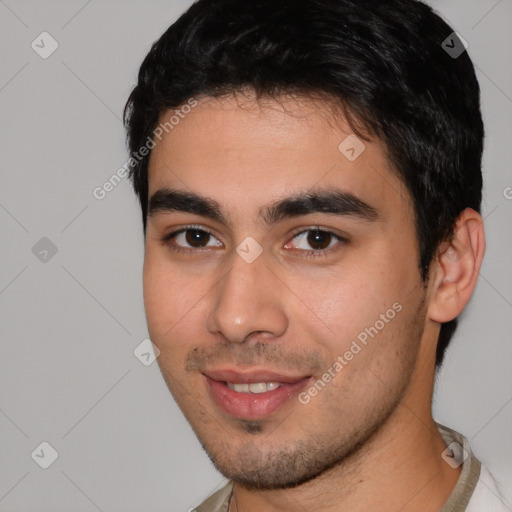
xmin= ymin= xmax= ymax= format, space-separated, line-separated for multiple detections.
xmin=288 ymin=229 xmax=342 ymax=252
xmin=163 ymin=227 xmax=222 ymax=250
xmin=185 ymin=229 xmax=211 ymax=247
xmin=306 ymin=230 xmax=333 ymax=250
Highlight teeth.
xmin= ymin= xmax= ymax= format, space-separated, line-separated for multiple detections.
xmin=228 ymin=383 xmax=249 ymax=392
xmin=227 ymin=382 xmax=281 ymax=393
xmin=249 ymin=382 xmax=267 ymax=393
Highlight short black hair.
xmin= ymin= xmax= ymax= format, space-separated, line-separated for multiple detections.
xmin=124 ymin=0 xmax=484 ymax=369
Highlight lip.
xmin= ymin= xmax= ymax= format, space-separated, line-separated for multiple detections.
xmin=203 ymin=368 xmax=312 ymax=420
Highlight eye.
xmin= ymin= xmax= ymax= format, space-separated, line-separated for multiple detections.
xmin=161 ymin=226 xmax=346 ymax=256
xmin=285 ymin=228 xmax=346 ymax=253
xmin=162 ymin=226 xmax=222 ymax=250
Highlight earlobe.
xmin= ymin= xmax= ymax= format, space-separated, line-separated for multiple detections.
xmin=428 ymin=208 xmax=486 ymax=323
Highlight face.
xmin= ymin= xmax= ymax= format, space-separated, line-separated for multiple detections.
xmin=143 ymin=92 xmax=430 ymax=489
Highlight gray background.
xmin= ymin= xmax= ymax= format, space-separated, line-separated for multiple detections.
xmin=0 ymin=1 xmax=511 ymax=511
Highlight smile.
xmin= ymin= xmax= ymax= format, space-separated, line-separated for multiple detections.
xmin=202 ymin=369 xmax=312 ymax=420
xmin=226 ymin=382 xmax=281 ymax=393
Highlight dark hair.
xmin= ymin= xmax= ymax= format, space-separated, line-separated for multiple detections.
xmin=124 ymin=0 xmax=484 ymax=369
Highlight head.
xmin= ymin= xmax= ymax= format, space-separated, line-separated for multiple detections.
xmin=124 ymin=0 xmax=484 ymax=490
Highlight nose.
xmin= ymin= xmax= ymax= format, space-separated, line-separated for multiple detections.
xmin=206 ymin=249 xmax=288 ymax=344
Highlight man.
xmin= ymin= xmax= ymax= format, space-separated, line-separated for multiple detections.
xmin=123 ymin=0 xmax=509 ymax=510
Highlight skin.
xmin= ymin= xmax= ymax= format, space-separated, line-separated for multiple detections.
xmin=143 ymin=91 xmax=485 ymax=512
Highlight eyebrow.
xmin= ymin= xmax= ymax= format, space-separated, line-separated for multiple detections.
xmin=148 ymin=187 xmax=380 ymax=226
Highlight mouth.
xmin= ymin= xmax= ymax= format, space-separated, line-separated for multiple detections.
xmin=202 ymin=369 xmax=313 ymax=421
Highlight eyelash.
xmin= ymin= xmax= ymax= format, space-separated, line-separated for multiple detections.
xmin=160 ymin=224 xmax=348 ymax=258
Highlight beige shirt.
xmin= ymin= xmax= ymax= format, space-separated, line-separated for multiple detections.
xmin=194 ymin=423 xmax=510 ymax=512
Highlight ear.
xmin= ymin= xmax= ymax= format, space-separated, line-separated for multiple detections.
xmin=428 ymin=208 xmax=486 ymax=323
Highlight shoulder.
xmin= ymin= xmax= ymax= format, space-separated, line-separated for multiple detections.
xmin=436 ymin=422 xmax=511 ymax=512
xmin=466 ymin=465 xmax=512 ymax=512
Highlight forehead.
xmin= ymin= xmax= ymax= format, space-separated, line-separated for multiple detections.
xmin=146 ymin=92 xmax=411 ymax=223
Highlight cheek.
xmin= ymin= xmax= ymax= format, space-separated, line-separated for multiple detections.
xmin=283 ymin=259 xmax=421 ymax=375
xmin=143 ymin=248 xmax=193 ymax=341
xmin=143 ymin=255 xmax=170 ymax=334
xmin=283 ymin=266 xmax=390 ymax=339
xmin=302 ymin=298 xmax=423 ymax=422
xmin=142 ymin=249 xmax=213 ymax=361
